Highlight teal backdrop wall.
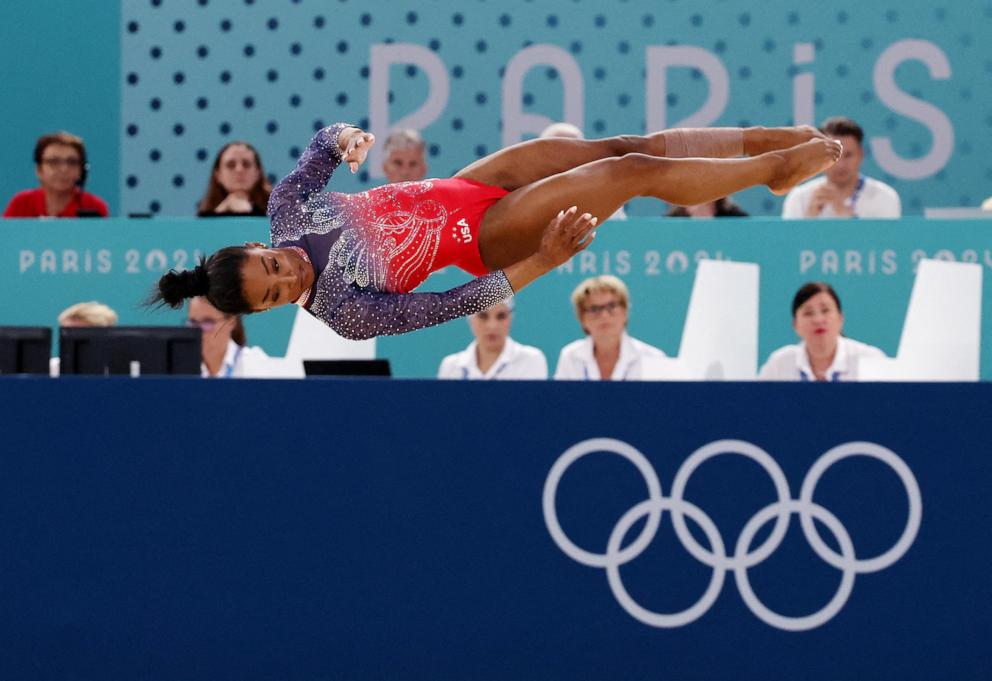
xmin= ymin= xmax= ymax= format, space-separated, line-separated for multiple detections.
xmin=2 ymin=2 xmax=991 ymax=217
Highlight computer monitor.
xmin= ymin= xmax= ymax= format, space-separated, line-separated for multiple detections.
xmin=303 ymin=359 xmax=392 ymax=377
xmin=59 ymin=326 xmax=202 ymax=376
xmin=0 ymin=326 xmax=52 ymax=375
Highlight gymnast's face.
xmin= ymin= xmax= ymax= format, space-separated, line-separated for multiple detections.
xmin=239 ymin=245 xmax=315 ymax=312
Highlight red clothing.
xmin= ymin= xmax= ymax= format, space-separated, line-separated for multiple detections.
xmin=420 ymin=177 xmax=509 ymax=278
xmin=3 ymin=188 xmax=109 ymax=218
xmin=347 ymin=177 xmax=508 ymax=290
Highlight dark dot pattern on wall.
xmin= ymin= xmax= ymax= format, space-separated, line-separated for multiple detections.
xmin=120 ymin=2 xmax=988 ymax=216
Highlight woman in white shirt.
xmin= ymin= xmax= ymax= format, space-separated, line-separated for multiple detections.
xmin=186 ymin=296 xmax=269 ymax=378
xmin=437 ymin=299 xmax=548 ymax=380
xmin=554 ymin=275 xmax=666 ymax=381
xmin=759 ymin=282 xmax=885 ymax=382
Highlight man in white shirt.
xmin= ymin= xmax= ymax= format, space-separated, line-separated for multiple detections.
xmin=437 ymin=299 xmax=548 ymax=380
xmin=782 ymin=117 xmax=901 ymax=219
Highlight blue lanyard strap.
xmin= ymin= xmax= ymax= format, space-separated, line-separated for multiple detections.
xmin=462 ymin=361 xmax=508 ymax=380
xmin=584 ymin=360 xmax=630 ymax=380
xmin=799 ymin=369 xmax=844 ymax=382
xmin=847 ymin=176 xmax=866 ymax=210
xmin=223 ymin=345 xmax=244 ymax=378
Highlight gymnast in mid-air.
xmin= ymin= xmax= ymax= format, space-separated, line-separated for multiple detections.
xmin=152 ymin=121 xmax=840 ymax=339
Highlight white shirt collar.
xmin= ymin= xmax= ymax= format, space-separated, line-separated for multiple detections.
xmin=795 ymin=337 xmax=853 ymax=381
xmin=202 ymin=339 xmax=242 ymax=378
xmin=577 ymin=333 xmax=638 ymax=380
xmin=455 ymin=337 xmax=520 ymax=379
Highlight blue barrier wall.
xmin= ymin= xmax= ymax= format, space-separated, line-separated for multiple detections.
xmin=1 ymin=378 xmax=989 ymax=680
xmin=4 ymin=216 xmax=991 ymax=378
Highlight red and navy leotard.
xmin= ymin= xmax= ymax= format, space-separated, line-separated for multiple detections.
xmin=267 ymin=124 xmax=514 ymax=340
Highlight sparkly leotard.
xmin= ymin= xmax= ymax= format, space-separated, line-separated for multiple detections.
xmin=268 ymin=124 xmax=515 ymax=340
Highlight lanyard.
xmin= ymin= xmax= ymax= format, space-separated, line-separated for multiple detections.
xmin=461 ymin=361 xmax=508 ymax=380
xmin=222 ymin=345 xmax=244 ymax=378
xmin=583 ymin=358 xmax=633 ymax=380
xmin=799 ymin=369 xmax=843 ymax=382
xmin=846 ymin=176 xmax=866 ymax=211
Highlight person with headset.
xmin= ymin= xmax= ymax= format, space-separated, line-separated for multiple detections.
xmin=3 ymin=131 xmax=109 ymax=218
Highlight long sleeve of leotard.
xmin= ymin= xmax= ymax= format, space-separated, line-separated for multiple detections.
xmin=311 ymin=271 xmax=516 ymax=340
xmin=267 ymin=123 xmax=350 ymax=246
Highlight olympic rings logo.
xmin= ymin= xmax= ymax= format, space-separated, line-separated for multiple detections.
xmin=542 ymin=438 xmax=922 ymax=631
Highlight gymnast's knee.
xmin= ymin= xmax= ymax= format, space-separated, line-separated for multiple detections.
xmin=594 ymin=154 xmax=670 ymax=193
xmin=603 ymin=134 xmax=649 ymax=156
xmin=612 ymin=152 xmax=669 ymax=175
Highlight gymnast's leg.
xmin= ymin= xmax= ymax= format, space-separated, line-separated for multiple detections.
xmin=478 ymin=138 xmax=842 ymax=269
xmin=455 ymin=126 xmax=827 ymax=191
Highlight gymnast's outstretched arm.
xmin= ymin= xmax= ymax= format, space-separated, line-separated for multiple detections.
xmin=267 ymin=123 xmax=374 ymax=246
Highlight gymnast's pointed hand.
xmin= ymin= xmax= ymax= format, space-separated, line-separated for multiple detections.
xmin=339 ymin=127 xmax=376 ymax=174
xmin=538 ymin=206 xmax=599 ymax=268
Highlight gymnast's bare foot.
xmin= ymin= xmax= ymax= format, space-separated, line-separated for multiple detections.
xmin=744 ymin=125 xmax=829 ymax=156
xmin=767 ymin=138 xmax=843 ymax=195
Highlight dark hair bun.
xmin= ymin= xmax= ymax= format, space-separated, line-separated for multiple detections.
xmin=155 ymin=260 xmax=210 ymax=309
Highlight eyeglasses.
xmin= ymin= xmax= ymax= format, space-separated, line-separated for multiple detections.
xmin=186 ymin=319 xmax=221 ymax=331
xmin=583 ymin=301 xmax=624 ymax=317
xmin=40 ymin=157 xmax=81 ymax=168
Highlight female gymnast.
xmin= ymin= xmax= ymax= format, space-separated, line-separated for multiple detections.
xmin=152 ymin=122 xmax=840 ymax=339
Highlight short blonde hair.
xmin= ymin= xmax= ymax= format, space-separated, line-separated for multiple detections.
xmin=58 ymin=301 xmax=118 ymax=327
xmin=383 ymin=128 xmax=425 ymax=154
xmin=570 ymin=275 xmax=630 ymax=320
xmin=540 ymin=122 xmax=584 ymax=139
